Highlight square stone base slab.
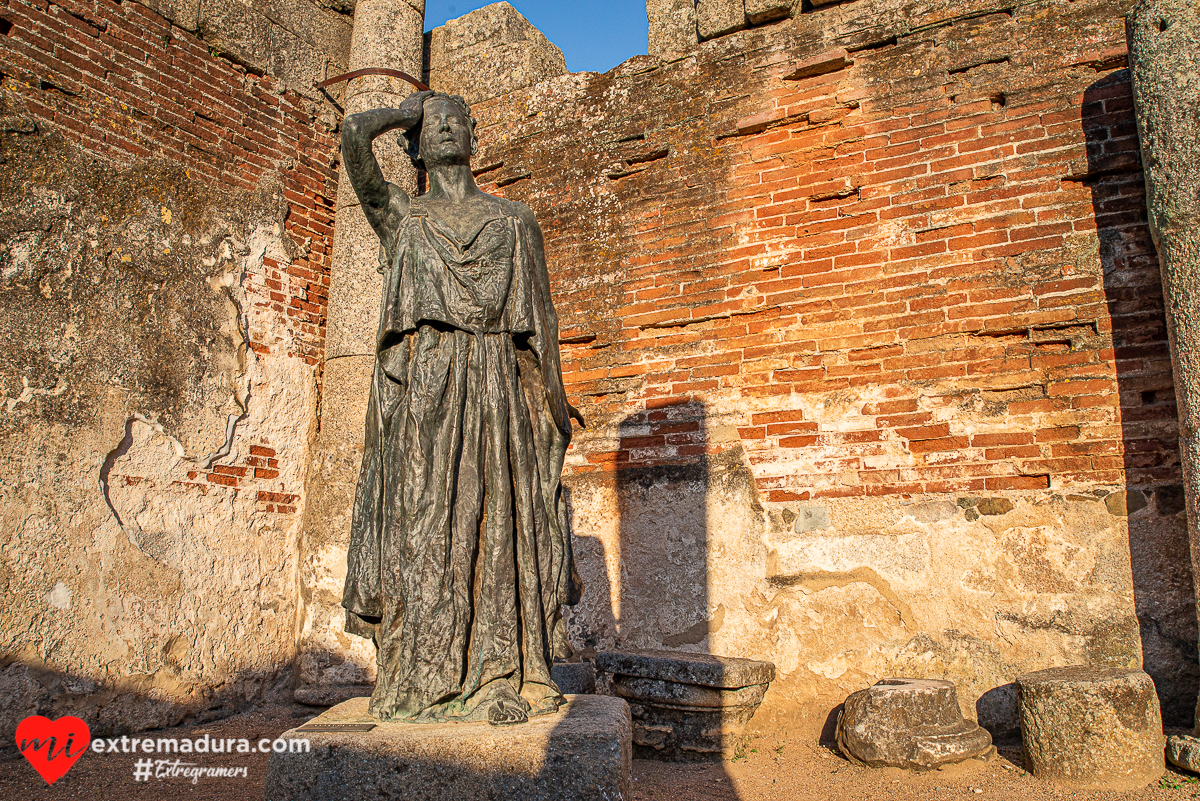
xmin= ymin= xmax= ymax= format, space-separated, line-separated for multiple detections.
xmin=263 ymin=694 xmax=631 ymax=801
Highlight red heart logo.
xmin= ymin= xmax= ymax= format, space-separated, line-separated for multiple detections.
xmin=16 ymin=715 xmax=90 ymax=785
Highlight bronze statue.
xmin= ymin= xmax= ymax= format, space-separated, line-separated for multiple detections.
xmin=339 ymin=90 xmax=584 ymax=725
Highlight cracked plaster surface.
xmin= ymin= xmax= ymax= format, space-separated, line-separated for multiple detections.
xmin=0 ymin=126 xmax=316 ymax=742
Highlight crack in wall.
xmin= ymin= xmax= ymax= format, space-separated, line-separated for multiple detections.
xmin=3 ymin=375 xmax=67 ymax=413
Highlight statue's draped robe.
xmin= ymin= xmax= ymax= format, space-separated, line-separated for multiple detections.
xmin=341 ymin=195 xmax=578 ymax=722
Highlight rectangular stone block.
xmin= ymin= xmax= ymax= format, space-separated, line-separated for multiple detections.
xmin=744 ymin=0 xmax=794 ymax=25
xmin=427 ymin=2 xmax=567 ymax=105
xmin=696 ymin=0 xmax=746 ymax=41
xmin=648 ymin=0 xmax=699 ymax=56
xmin=264 ymin=695 xmax=632 ymax=801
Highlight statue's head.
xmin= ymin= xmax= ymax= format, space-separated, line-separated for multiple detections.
xmin=401 ymin=92 xmax=478 ymax=171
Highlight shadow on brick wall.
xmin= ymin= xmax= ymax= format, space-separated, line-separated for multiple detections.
xmin=599 ymin=399 xmax=744 ymax=792
xmin=1085 ymin=70 xmax=1199 ymax=728
xmin=615 ymin=399 xmax=713 ymax=654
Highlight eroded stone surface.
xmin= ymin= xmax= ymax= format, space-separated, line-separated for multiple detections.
xmin=598 ymin=649 xmax=775 ymax=689
xmin=1169 ymin=735 xmax=1200 ymax=774
xmin=1016 ymin=666 xmax=1164 ymax=790
xmin=745 ymin=0 xmax=795 ymax=25
xmin=836 ymin=679 xmax=993 ymax=770
xmin=598 ymin=649 xmax=774 ymax=760
xmin=263 ymin=695 xmax=631 ymax=801
xmin=553 ymin=662 xmax=597 ymax=695
xmin=648 ymin=0 xmax=700 ymax=56
xmin=696 ymin=0 xmax=747 ymax=41
xmin=0 ymin=125 xmax=316 ymax=742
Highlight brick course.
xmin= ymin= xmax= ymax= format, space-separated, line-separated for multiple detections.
xmin=0 ymin=0 xmax=340 ymax=516
xmin=468 ymin=0 xmax=1175 ymax=501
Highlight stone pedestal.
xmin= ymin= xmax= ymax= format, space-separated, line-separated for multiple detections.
xmin=596 ymin=649 xmax=774 ymax=761
xmin=1016 ymin=666 xmax=1164 ymax=791
xmin=836 ymin=678 xmax=993 ymax=770
xmin=263 ymin=695 xmax=631 ymax=801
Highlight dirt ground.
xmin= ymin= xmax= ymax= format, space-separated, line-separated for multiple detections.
xmin=3 ymin=705 xmax=1199 ymax=801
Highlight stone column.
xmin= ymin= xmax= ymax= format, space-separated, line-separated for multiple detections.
xmin=1127 ymin=0 xmax=1200 ymax=727
xmin=295 ymin=0 xmax=425 ymax=705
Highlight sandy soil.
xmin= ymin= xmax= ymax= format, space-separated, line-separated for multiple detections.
xmin=3 ymin=705 xmax=1198 ymax=800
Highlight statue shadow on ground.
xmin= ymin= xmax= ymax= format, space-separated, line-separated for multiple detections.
xmin=1085 ymin=70 xmax=1199 ymax=728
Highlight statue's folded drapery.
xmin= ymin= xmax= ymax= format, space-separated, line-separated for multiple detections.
xmin=341 ymin=195 xmax=579 ymax=723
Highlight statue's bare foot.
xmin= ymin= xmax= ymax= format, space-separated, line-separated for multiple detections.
xmin=521 ymin=682 xmax=564 ymax=716
xmin=487 ymin=697 xmax=528 ymax=726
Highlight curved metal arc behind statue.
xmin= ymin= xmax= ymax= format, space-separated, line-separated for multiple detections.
xmin=316 ymin=68 xmax=431 ymax=92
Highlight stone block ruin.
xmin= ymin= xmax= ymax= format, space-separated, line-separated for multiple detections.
xmin=2 ymin=0 xmax=1199 ymax=781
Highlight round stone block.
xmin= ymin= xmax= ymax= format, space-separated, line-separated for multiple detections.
xmin=836 ymin=678 xmax=993 ymax=770
xmin=1016 ymin=666 xmax=1164 ymax=790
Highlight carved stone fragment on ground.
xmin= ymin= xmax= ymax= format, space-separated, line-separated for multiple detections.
xmin=836 ymin=678 xmax=994 ymax=770
xmin=1168 ymin=734 xmax=1200 ymax=774
xmin=597 ymin=649 xmax=775 ymax=760
xmin=1016 ymin=666 xmax=1164 ymax=790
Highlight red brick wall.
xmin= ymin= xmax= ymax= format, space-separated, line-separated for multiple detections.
xmin=470 ymin=0 xmax=1176 ymax=500
xmin=0 ymin=0 xmax=335 ymax=368
xmin=465 ymin=0 xmax=1193 ymax=726
xmin=0 ymin=0 xmax=339 ymax=507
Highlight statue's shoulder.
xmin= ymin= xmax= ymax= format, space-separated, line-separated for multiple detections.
xmin=493 ymin=196 xmax=539 ymax=229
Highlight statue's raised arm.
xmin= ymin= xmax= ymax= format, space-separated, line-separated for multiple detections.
xmin=340 ymin=89 xmax=434 ymax=248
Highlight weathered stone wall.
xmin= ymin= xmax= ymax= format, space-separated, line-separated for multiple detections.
xmin=3 ymin=0 xmax=1193 ymax=747
xmin=457 ymin=0 xmax=1193 ymax=735
xmin=424 ymin=2 xmax=567 ymax=105
xmin=0 ymin=0 xmax=342 ymax=741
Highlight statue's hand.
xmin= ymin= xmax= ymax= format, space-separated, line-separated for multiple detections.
xmin=398 ymin=89 xmax=435 ymax=127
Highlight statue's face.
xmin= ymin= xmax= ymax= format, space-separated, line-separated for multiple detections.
xmin=420 ymin=97 xmax=473 ymax=166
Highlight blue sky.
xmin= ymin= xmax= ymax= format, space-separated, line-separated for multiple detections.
xmin=424 ymin=0 xmax=650 ymax=74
